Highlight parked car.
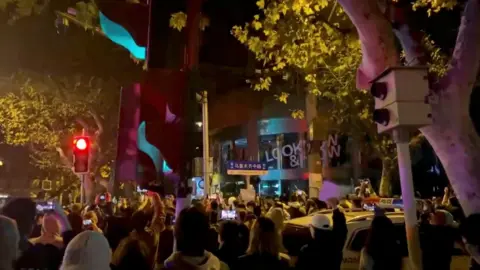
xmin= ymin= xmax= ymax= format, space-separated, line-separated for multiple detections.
xmin=283 ymin=209 xmax=469 ymax=270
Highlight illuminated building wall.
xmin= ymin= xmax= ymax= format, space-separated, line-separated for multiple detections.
xmin=210 ymin=93 xmax=309 ymax=197
xmin=210 ymin=91 xmax=359 ymax=198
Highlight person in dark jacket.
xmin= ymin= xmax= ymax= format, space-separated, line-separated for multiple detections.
xmin=420 ymin=210 xmax=459 ymax=270
xmin=234 ymin=217 xmax=290 ymax=270
xmin=3 ymin=198 xmax=72 ymax=270
xmin=216 ymin=221 xmax=244 ymax=267
xmin=164 ymin=207 xmax=228 ymax=270
xmin=296 ymin=208 xmax=347 ymax=270
xmin=460 ymin=213 xmax=480 ymax=270
xmin=156 ymin=209 xmax=175 ymax=266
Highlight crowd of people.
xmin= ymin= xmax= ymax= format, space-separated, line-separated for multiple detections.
xmin=0 ymin=188 xmax=480 ymax=270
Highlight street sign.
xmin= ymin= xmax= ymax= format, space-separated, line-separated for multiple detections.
xmin=227 ymin=161 xmax=268 ymax=176
xmin=377 ymin=198 xmax=425 ymax=209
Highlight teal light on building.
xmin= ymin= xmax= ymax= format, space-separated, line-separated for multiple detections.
xmin=99 ymin=12 xmax=146 ymax=60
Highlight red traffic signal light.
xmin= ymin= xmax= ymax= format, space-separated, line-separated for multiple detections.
xmin=73 ymin=136 xmax=90 ymax=173
xmin=75 ymin=138 xmax=88 ymax=150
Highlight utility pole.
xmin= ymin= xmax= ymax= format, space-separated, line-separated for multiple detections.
xmin=393 ymin=129 xmax=422 ymax=269
xmin=202 ymin=90 xmax=210 ymax=195
xmin=370 ymin=67 xmax=431 ymax=270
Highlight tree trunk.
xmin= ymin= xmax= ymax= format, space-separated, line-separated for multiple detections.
xmin=379 ymin=159 xmax=393 ymax=197
xmin=338 ymin=0 xmax=480 ymax=215
xmin=422 ymin=104 xmax=480 ymax=215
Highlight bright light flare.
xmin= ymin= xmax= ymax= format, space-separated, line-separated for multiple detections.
xmin=75 ymin=138 xmax=88 ymax=150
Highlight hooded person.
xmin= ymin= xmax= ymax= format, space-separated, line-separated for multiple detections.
xmin=30 ymin=213 xmax=64 ymax=249
xmin=164 ymin=207 xmax=228 ymax=270
xmin=60 ymin=231 xmax=111 ymax=270
xmin=0 ymin=215 xmax=20 ymax=270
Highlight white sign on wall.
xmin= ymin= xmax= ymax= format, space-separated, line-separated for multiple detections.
xmin=264 ymin=142 xmax=303 ymax=168
xmin=320 ymin=134 xmax=341 ymax=158
xmin=264 ymin=134 xmax=344 ymax=169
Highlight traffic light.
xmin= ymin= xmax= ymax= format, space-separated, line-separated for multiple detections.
xmin=73 ymin=136 xmax=90 ymax=173
xmin=370 ymin=67 xmax=432 ymax=133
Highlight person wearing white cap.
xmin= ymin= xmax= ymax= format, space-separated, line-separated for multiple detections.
xmin=295 ymin=208 xmax=347 ymax=270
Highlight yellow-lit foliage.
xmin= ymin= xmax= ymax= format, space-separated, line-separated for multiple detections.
xmin=169 ymin=11 xmax=210 ymax=32
xmin=0 ymin=73 xmax=117 ymax=175
xmin=232 ymin=0 xmax=390 ymax=156
xmin=410 ymin=0 xmax=458 ymax=15
xmin=231 ymin=0 xmax=445 ymax=189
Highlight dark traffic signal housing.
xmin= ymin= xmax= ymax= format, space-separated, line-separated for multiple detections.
xmin=73 ymin=136 xmax=90 ymax=173
xmin=370 ymin=67 xmax=432 ymax=134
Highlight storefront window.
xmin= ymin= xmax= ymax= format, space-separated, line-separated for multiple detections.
xmin=279 ymin=133 xmax=305 ymax=169
xmin=259 ymin=180 xmax=280 ymax=197
xmin=220 ymin=142 xmax=232 ymax=173
xmin=281 ymin=179 xmax=308 ymax=196
xmin=258 ymin=135 xmax=278 ymax=169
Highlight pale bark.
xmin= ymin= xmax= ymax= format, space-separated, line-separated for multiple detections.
xmin=398 ymin=0 xmax=480 ymax=215
xmin=338 ymin=0 xmax=480 ymax=215
xmin=56 ymin=146 xmax=73 ymax=168
xmin=337 ymin=0 xmax=398 ymax=89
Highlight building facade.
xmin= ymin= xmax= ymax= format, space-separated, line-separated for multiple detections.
xmin=209 ymin=90 xmax=361 ymax=199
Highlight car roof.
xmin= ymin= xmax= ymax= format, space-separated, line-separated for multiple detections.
xmin=285 ymin=209 xmax=405 ymax=227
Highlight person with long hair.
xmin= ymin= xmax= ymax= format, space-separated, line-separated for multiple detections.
xmin=359 ymin=215 xmax=402 ymax=270
xmin=235 ymin=217 xmax=290 ymax=270
xmin=111 ymin=238 xmax=151 ymax=270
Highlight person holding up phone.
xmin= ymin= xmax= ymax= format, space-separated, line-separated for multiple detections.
xmin=83 ymin=211 xmax=102 ymax=233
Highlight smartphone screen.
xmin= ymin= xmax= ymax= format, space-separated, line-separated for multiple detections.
xmin=221 ymin=210 xmax=236 ymax=220
xmin=136 ymin=186 xmax=147 ymax=193
xmin=36 ymin=201 xmax=54 ymax=212
xmin=83 ymin=219 xmax=92 ymax=226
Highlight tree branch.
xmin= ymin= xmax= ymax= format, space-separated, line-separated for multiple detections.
xmin=442 ymin=0 xmax=480 ymax=92
xmin=386 ymin=4 xmax=427 ymax=66
xmin=55 ymin=11 xmax=105 ymax=36
xmin=56 ymin=147 xmax=73 ymax=168
xmin=337 ymin=0 xmax=398 ymax=89
xmin=76 ymin=118 xmax=89 ymax=132
xmin=89 ymin=110 xmax=104 ymax=137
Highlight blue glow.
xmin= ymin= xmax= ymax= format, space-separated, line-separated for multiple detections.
xmin=138 ymin=121 xmax=160 ymax=172
xmin=138 ymin=121 xmax=173 ymax=173
xmin=163 ymin=160 xmax=172 ymax=173
xmin=99 ymin=12 xmax=146 ymax=60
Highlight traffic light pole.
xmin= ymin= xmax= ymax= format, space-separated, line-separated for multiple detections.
xmin=79 ymin=174 xmax=85 ymax=205
xmin=393 ymin=128 xmax=422 ymax=270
